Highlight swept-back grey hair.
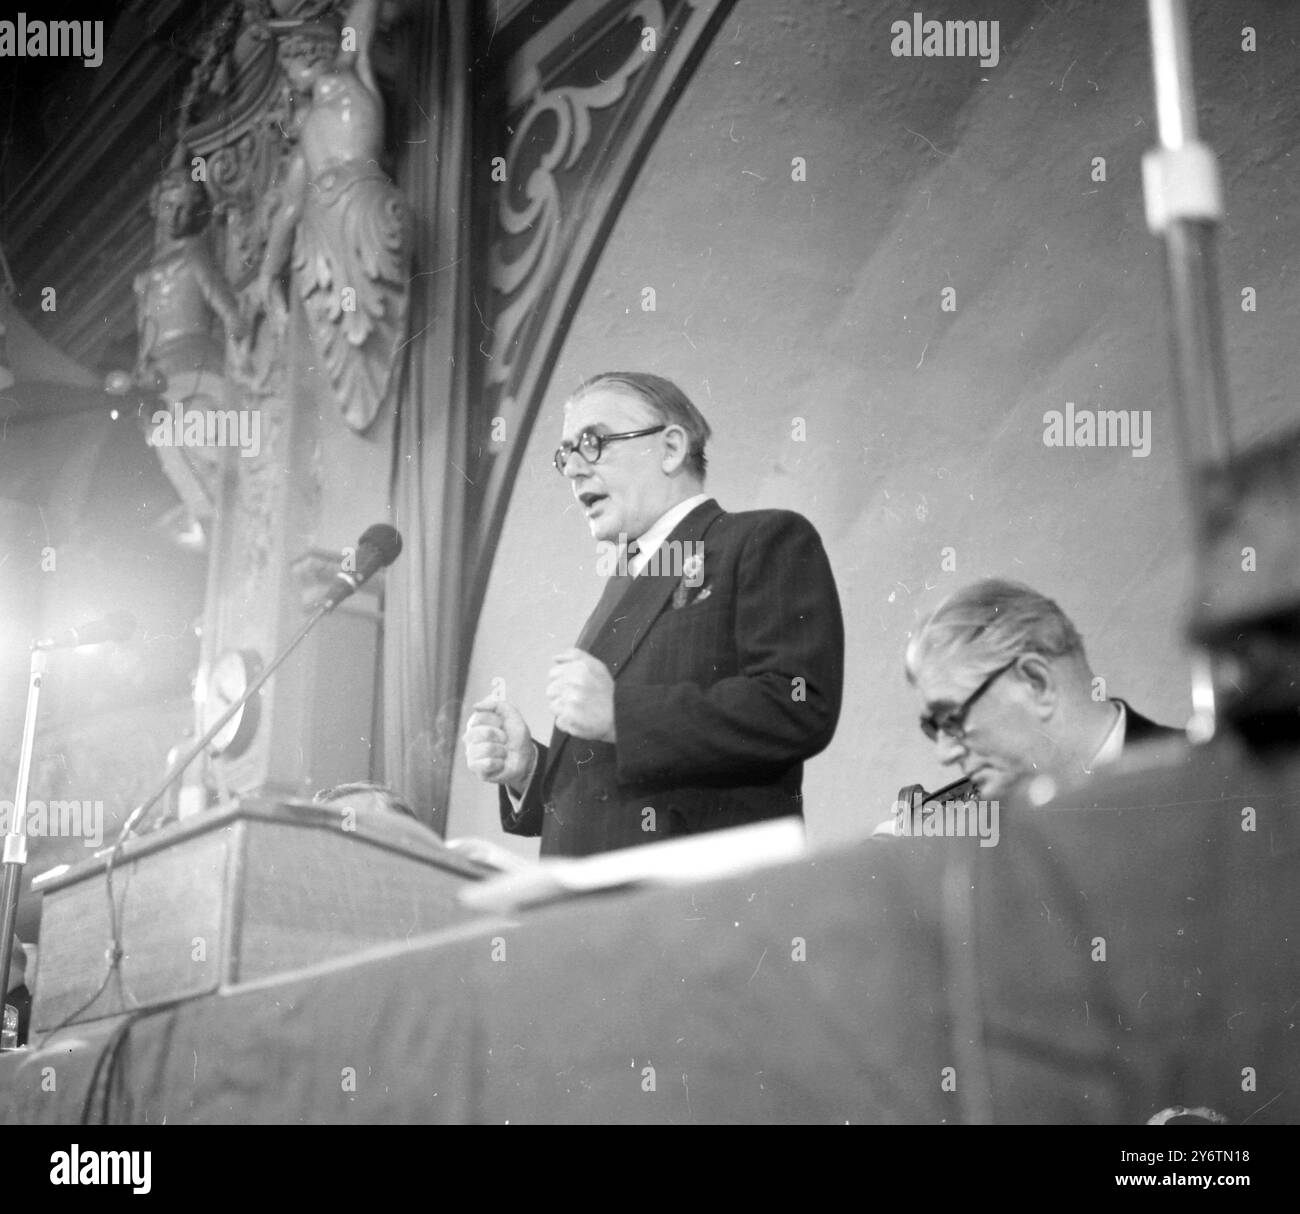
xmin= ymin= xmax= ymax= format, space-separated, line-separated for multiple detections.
xmin=905 ymin=578 xmax=1086 ymax=683
xmin=570 ymin=371 xmax=712 ymax=479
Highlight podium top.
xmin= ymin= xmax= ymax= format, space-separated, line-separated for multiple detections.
xmin=31 ymin=795 xmax=491 ymax=893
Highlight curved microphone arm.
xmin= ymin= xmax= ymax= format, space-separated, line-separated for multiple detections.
xmin=108 ymin=598 xmax=334 ymax=857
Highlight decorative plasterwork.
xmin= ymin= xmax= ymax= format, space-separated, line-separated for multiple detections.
xmin=484 ymin=4 xmax=661 ymax=390
xmin=464 ymin=0 xmax=738 ymax=634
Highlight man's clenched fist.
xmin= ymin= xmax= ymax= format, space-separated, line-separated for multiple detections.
xmin=463 ymin=697 xmax=537 ymax=794
xmin=547 ymin=648 xmax=617 ymax=743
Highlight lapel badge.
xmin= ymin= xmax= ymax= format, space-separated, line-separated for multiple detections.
xmin=672 ymin=582 xmax=710 ymax=609
xmin=673 ymin=552 xmax=706 ymax=609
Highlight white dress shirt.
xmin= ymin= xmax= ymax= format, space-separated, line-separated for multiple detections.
xmin=1086 ymin=700 xmax=1127 ymax=771
xmin=627 ymin=493 xmax=711 ymax=576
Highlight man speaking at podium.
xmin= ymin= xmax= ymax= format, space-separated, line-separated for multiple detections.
xmin=463 ymin=372 xmax=844 ymax=857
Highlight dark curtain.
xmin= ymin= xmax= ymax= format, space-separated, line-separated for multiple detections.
xmin=384 ymin=0 xmax=474 ymax=835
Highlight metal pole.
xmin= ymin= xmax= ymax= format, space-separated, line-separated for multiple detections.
xmin=0 ymin=649 xmax=47 ymax=1017
xmin=1143 ymin=0 xmax=1236 ymax=740
xmin=1148 ymin=0 xmax=1198 ymax=147
xmin=1145 ymin=0 xmax=1234 ymax=472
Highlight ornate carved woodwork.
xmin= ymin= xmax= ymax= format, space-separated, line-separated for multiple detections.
xmin=246 ymin=0 xmax=412 ymax=434
xmin=134 ymin=1 xmax=403 ymax=807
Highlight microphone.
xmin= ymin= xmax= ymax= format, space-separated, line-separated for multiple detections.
xmin=108 ymin=524 xmax=404 ymax=855
xmin=35 ymin=611 xmax=136 ymax=651
xmin=319 ymin=524 xmax=403 ymax=610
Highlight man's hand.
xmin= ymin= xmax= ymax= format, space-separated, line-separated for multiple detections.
xmin=547 ymin=648 xmax=617 ymax=743
xmin=463 ymin=697 xmax=536 ymax=794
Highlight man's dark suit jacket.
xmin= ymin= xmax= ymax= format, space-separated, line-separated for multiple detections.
xmin=1122 ymin=703 xmax=1182 ymax=747
xmin=500 ymin=498 xmax=844 ymax=856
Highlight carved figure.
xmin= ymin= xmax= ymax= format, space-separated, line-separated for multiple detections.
xmin=135 ymin=153 xmax=248 ymax=393
xmin=252 ymin=0 xmax=410 ymax=433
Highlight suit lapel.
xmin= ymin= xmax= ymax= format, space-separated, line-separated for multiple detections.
xmin=1120 ymin=701 xmax=1172 ymax=743
xmin=543 ymin=499 xmax=725 ymax=788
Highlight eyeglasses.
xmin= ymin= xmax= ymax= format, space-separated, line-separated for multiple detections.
xmin=919 ymin=659 xmax=1018 ymax=742
xmin=554 ymin=425 xmax=666 ymax=475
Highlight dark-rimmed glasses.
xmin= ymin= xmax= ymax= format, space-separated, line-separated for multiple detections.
xmin=554 ymin=425 xmax=666 ymax=475
xmin=919 ymin=659 xmax=1018 ymax=742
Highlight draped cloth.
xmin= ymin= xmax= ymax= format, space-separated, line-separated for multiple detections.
xmin=383 ymin=1 xmax=474 ymax=835
xmin=6 ymin=739 xmax=1296 ymax=1125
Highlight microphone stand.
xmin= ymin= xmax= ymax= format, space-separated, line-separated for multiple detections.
xmin=27 ymin=528 xmax=399 ymax=1034
xmin=108 ymin=596 xmax=343 ymax=860
xmin=0 ymin=602 xmax=345 ymax=1033
xmin=65 ymin=595 xmax=348 ymax=1022
xmin=0 ymin=648 xmax=47 ymax=1026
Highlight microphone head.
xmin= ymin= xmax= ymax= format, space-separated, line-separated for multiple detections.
xmin=356 ymin=524 xmax=403 ymax=570
xmin=319 ymin=525 xmax=405 ymax=610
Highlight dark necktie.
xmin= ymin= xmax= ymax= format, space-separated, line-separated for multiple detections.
xmin=575 ymin=543 xmax=639 ymax=651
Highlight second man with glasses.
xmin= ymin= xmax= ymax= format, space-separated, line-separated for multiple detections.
xmin=905 ymin=579 xmax=1181 ymax=804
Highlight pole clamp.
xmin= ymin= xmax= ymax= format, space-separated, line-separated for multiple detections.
xmin=1142 ymin=141 xmax=1224 ymax=233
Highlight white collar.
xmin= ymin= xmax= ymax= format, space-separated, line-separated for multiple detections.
xmin=1087 ymin=700 xmax=1127 ymax=770
xmin=629 ymin=493 xmax=711 ymax=576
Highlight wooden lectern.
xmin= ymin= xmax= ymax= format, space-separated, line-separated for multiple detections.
xmin=28 ymin=798 xmax=488 ymax=1033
